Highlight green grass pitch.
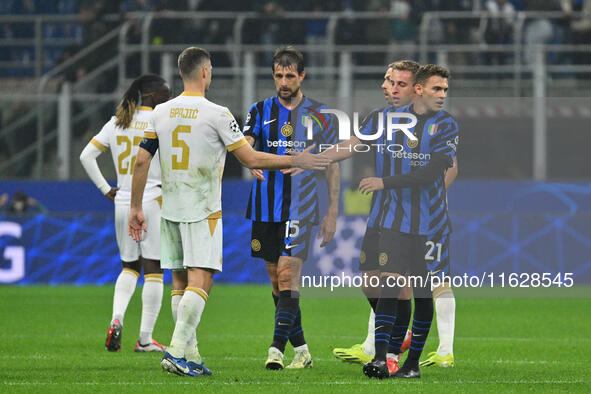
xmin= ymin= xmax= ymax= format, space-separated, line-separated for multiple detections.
xmin=1 ymin=285 xmax=590 ymax=392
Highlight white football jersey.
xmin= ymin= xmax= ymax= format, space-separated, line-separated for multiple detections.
xmin=143 ymin=92 xmax=246 ymax=222
xmin=91 ymin=107 xmax=162 ymax=204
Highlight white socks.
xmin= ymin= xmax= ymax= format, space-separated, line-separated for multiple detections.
xmin=167 ymin=287 xmax=207 ymax=359
xmin=171 ymin=290 xmax=201 ymax=363
xmin=171 ymin=291 xmax=183 ymax=322
xmin=139 ymin=274 xmax=163 ymax=344
xmin=435 ymin=287 xmax=455 ymax=356
xmin=362 ymin=308 xmax=375 ymax=356
xmin=294 ymin=344 xmax=309 ymax=352
xmin=185 ymin=334 xmax=202 ymax=364
xmin=111 ymin=268 xmax=139 ymax=325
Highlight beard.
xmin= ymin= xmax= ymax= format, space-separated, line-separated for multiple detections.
xmin=278 ymin=87 xmax=299 ymax=99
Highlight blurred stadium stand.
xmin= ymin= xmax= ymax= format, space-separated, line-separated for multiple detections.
xmin=0 ymin=1 xmax=591 ymax=181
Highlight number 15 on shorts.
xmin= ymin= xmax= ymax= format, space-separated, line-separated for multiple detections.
xmin=285 ymin=220 xmax=300 ymax=239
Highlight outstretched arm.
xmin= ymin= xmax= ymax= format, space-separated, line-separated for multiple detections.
xmin=359 ymin=152 xmax=451 ymax=194
xmin=319 ymin=136 xmax=362 ymax=163
xmin=245 ymin=135 xmax=265 ymax=181
xmin=231 ymin=142 xmax=331 ymax=171
xmin=282 ymin=136 xmax=361 ymax=176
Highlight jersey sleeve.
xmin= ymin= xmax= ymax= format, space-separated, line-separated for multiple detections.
xmin=143 ymin=111 xmax=157 ymax=140
xmin=242 ymin=102 xmax=261 ymax=140
xmin=139 ymin=136 xmax=159 ymax=156
xmin=217 ymin=108 xmax=248 ymax=152
xmin=357 ymin=108 xmax=381 ymax=137
xmin=313 ymin=110 xmax=339 ymax=146
xmin=90 ymin=117 xmax=116 ymax=152
xmin=430 ymin=115 xmax=459 ymax=166
xmin=139 ymin=112 xmax=159 ymax=155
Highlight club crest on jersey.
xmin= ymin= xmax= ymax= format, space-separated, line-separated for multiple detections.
xmin=281 ymin=123 xmax=293 ymax=137
xmin=251 ymin=239 xmax=261 ymax=252
xmin=406 ymin=135 xmax=418 ymax=148
xmin=428 ymin=124 xmax=438 ymax=136
xmin=378 ymin=252 xmax=388 ymax=266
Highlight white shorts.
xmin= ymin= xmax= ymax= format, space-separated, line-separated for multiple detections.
xmin=115 ymin=198 xmax=161 ymax=262
xmin=160 ymin=213 xmax=223 ymax=273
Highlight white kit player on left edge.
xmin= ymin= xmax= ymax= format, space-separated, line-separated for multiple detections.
xmin=80 ymin=74 xmax=170 ymax=353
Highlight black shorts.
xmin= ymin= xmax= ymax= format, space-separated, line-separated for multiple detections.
xmin=377 ymin=229 xmax=450 ymax=293
xmin=250 ymin=220 xmax=313 ymax=262
xmin=359 ymin=226 xmax=381 ymax=272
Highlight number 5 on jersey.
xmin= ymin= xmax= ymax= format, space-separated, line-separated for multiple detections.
xmin=172 ymin=125 xmax=191 ymax=170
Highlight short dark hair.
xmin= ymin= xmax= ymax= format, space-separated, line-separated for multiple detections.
xmin=178 ymin=46 xmax=210 ymax=80
xmin=272 ymin=46 xmax=304 ymax=74
xmin=389 ymin=60 xmax=421 ymax=76
xmin=415 ymin=64 xmax=451 ymax=86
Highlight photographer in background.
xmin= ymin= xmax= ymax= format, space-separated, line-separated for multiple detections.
xmin=0 ymin=191 xmax=48 ymax=215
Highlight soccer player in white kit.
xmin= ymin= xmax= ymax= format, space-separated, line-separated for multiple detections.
xmin=128 ymin=47 xmax=331 ymax=377
xmin=79 ymin=74 xmax=170 ymax=352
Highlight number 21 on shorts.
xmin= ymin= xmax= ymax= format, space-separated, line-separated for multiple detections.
xmin=425 ymin=241 xmax=442 ymax=262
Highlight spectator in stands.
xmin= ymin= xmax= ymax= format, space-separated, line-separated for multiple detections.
xmin=121 ymin=0 xmax=157 ymax=12
xmin=523 ymin=0 xmax=571 ymax=65
xmin=80 ymin=1 xmax=115 ymax=45
xmin=257 ymin=1 xmax=286 ymax=65
xmin=202 ymin=20 xmax=232 ymax=67
xmin=427 ymin=0 xmax=480 ymax=68
xmin=572 ymin=0 xmax=591 ymax=74
xmin=335 ymin=0 xmax=368 ymax=47
xmin=484 ymin=0 xmax=517 ymax=66
xmin=432 ymin=0 xmax=478 ymax=44
xmin=54 ymin=45 xmax=83 ymax=86
xmin=364 ymin=0 xmax=390 ymax=65
xmin=389 ymin=0 xmax=416 ymax=62
xmin=0 ymin=191 xmax=48 ymax=216
xmin=306 ymin=3 xmax=329 ymax=78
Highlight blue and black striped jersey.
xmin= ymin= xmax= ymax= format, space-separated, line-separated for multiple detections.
xmin=358 ymin=106 xmax=394 ymax=229
xmin=243 ymin=95 xmax=338 ymax=223
xmin=376 ymin=105 xmax=459 ymax=235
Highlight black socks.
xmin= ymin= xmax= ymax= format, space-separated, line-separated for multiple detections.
xmin=271 ymin=290 xmax=301 ymax=353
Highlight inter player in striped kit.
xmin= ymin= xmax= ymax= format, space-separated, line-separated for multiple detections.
xmin=333 ymin=61 xmax=420 ymax=370
xmin=359 ymin=64 xmax=458 ymax=378
xmin=79 ymin=74 xmax=170 ymax=352
xmin=242 ymin=46 xmax=340 ymax=370
xmin=334 ymin=62 xmax=458 ymax=372
xmin=128 ymin=47 xmax=330 ymax=377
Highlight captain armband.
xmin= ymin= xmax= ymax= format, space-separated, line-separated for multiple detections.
xmin=139 ymin=136 xmax=159 ymax=156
